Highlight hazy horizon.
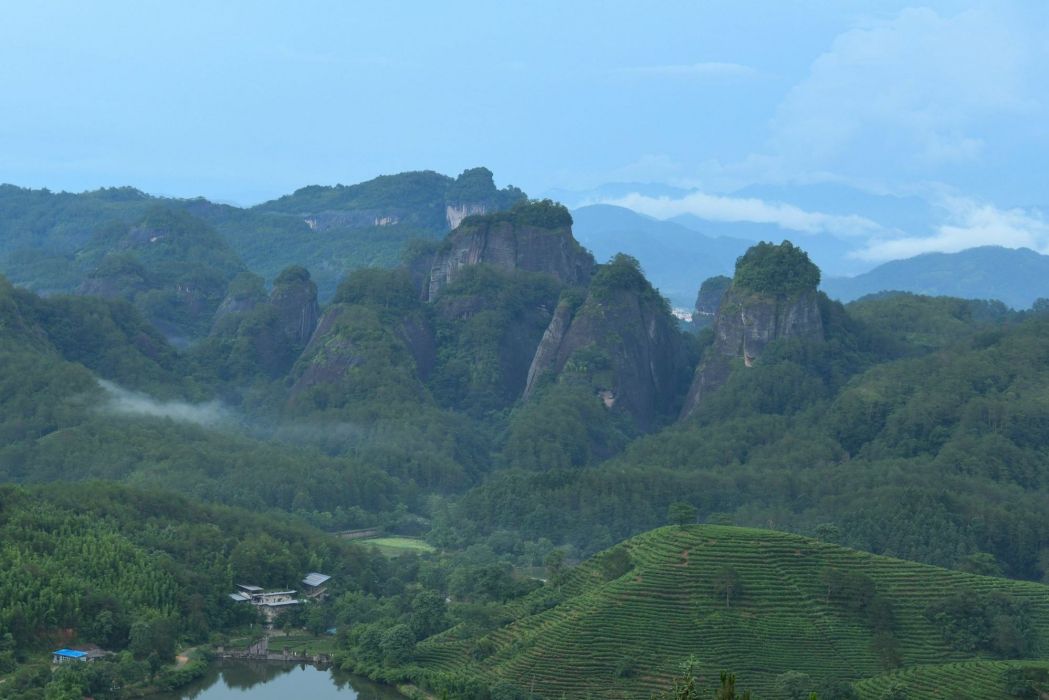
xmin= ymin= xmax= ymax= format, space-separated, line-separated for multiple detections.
xmin=3 ymin=1 xmax=1048 ymax=263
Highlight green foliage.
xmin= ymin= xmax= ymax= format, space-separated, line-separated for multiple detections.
xmin=668 ymin=501 xmax=697 ymax=528
xmin=590 ymin=253 xmax=665 ymax=308
xmin=333 ymin=267 xmax=419 ymax=313
xmin=734 ymin=241 xmax=820 ymax=297
xmin=502 ymin=384 xmax=633 ymax=470
xmin=460 ymin=198 xmax=573 ymax=230
xmin=925 ymin=591 xmax=1037 ymax=657
xmin=429 ymin=265 xmax=561 ymax=414
xmin=0 ymin=482 xmax=388 ymax=660
xmin=380 ymin=623 xmax=416 ymax=665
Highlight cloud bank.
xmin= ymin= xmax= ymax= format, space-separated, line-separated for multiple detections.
xmin=854 ymin=198 xmax=1049 ymax=262
xmin=98 ymin=380 xmax=235 ymax=427
xmin=600 ymin=191 xmax=884 ymax=238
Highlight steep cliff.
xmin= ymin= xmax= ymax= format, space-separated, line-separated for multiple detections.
xmin=287 ymin=268 xmax=433 ymax=414
xmin=691 ymin=275 xmax=731 ymax=329
xmin=269 ymin=266 xmax=320 ymax=347
xmin=211 ymin=272 xmax=268 ymax=329
xmin=680 ymin=241 xmax=824 ymax=419
xmin=429 ymin=265 xmax=561 ymax=412
xmin=201 ymin=268 xmax=318 ymax=380
xmin=425 ymin=200 xmax=594 ymax=301
xmin=524 ymin=254 xmax=690 ymax=429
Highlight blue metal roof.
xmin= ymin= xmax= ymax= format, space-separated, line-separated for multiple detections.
xmin=53 ymin=649 xmax=87 ymax=658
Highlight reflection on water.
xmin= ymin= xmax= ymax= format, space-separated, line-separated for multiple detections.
xmin=147 ymin=660 xmax=406 ymax=699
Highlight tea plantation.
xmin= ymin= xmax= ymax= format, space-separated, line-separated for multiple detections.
xmin=412 ymin=525 xmax=1049 ymax=698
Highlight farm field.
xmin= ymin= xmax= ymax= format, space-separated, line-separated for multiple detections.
xmin=412 ymin=525 xmax=1049 ymax=699
xmin=363 ymin=536 xmax=437 ymax=557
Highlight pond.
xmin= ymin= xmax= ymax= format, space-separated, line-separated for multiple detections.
xmin=146 ymin=659 xmax=407 ymax=699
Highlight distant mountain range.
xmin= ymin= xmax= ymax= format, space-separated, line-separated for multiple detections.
xmin=570 ymin=204 xmax=750 ymax=307
xmin=571 ymin=203 xmax=1049 ymax=311
xmin=822 ymin=246 xmax=1049 ymax=309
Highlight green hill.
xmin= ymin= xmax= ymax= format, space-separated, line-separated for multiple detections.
xmin=405 ymin=526 xmax=1049 ymax=699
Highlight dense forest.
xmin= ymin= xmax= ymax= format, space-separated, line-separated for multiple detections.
xmin=3 ymin=169 xmax=1049 ymax=698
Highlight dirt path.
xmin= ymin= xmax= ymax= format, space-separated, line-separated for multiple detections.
xmin=175 ymin=646 xmax=197 ymax=667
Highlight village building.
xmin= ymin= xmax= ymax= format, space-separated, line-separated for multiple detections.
xmin=301 ymin=572 xmax=331 ymax=598
xmin=229 ymin=576 xmax=331 ymax=622
xmin=52 ymin=645 xmax=113 ymax=664
xmin=52 ymin=649 xmax=87 ymax=664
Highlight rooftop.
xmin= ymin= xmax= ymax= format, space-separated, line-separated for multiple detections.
xmin=302 ymin=572 xmax=331 ymax=587
xmin=53 ymin=649 xmax=88 ymax=659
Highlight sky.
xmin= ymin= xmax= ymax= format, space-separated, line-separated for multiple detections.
xmin=2 ymin=1 xmax=1047 ymax=262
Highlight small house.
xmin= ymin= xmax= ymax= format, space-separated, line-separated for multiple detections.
xmin=301 ymin=572 xmax=331 ymax=598
xmin=52 ymin=649 xmax=88 ymax=664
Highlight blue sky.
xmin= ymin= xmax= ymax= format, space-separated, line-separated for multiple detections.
xmin=2 ymin=1 xmax=1047 ymax=261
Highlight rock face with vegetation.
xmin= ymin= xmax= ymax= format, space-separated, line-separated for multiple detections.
xmin=269 ymin=265 xmax=320 ymax=347
xmin=525 ymin=254 xmax=690 ymax=429
xmin=423 ymin=200 xmax=595 ymax=301
xmin=692 ymin=274 xmax=731 ymax=329
xmin=76 ymin=207 xmax=246 ymax=343
xmin=682 ymin=241 xmax=824 ymax=418
xmin=288 ymin=268 xmax=432 ymax=415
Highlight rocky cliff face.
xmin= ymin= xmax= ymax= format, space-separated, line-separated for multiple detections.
xmin=524 ymin=256 xmax=690 ymax=429
xmin=692 ymin=275 xmax=732 ymax=329
xmin=425 ymin=204 xmax=594 ymax=301
xmin=269 ymin=266 xmax=320 ymax=348
xmin=445 ymin=203 xmax=487 ymax=230
xmin=680 ymin=243 xmax=824 ymax=419
xmin=288 ymin=302 xmax=429 ymax=411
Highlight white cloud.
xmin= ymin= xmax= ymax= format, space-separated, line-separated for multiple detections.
xmin=617 ymin=62 xmax=757 ymax=79
xmin=854 ymin=197 xmax=1049 ymax=261
xmin=98 ymin=380 xmax=234 ymax=427
xmin=600 ymin=190 xmax=884 ymax=238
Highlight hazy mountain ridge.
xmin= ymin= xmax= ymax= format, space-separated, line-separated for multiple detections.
xmin=823 ymin=246 xmax=1049 ymax=309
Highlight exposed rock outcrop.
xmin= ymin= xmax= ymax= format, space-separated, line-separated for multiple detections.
xmin=425 ymin=201 xmax=594 ymax=301
xmin=445 ymin=203 xmax=487 ymax=230
xmin=680 ymin=241 xmax=824 ymax=419
xmin=211 ymin=272 xmax=268 ymax=332
xmin=691 ymin=275 xmax=731 ymax=329
xmin=524 ymin=255 xmax=690 ymax=429
xmin=269 ymin=266 xmax=319 ymax=348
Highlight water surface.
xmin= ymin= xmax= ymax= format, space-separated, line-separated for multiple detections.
xmin=147 ymin=660 xmax=406 ymax=699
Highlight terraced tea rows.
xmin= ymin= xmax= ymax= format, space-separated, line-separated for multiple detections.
xmin=414 ymin=525 xmax=1049 ymax=698
xmin=854 ymin=660 xmax=1049 ymax=699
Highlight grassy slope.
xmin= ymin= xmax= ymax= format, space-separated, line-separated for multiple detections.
xmin=414 ymin=525 xmax=1049 ymax=699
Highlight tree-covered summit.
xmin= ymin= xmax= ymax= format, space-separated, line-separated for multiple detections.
xmin=459 ymin=198 xmax=573 ymax=230
xmin=734 ymin=240 xmax=821 ymax=297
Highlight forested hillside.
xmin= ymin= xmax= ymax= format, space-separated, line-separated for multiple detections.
xmin=0 ymin=483 xmax=393 ymax=699
xmin=0 ymin=167 xmax=525 ymax=307
xmin=6 ymin=172 xmax=1049 ymax=698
